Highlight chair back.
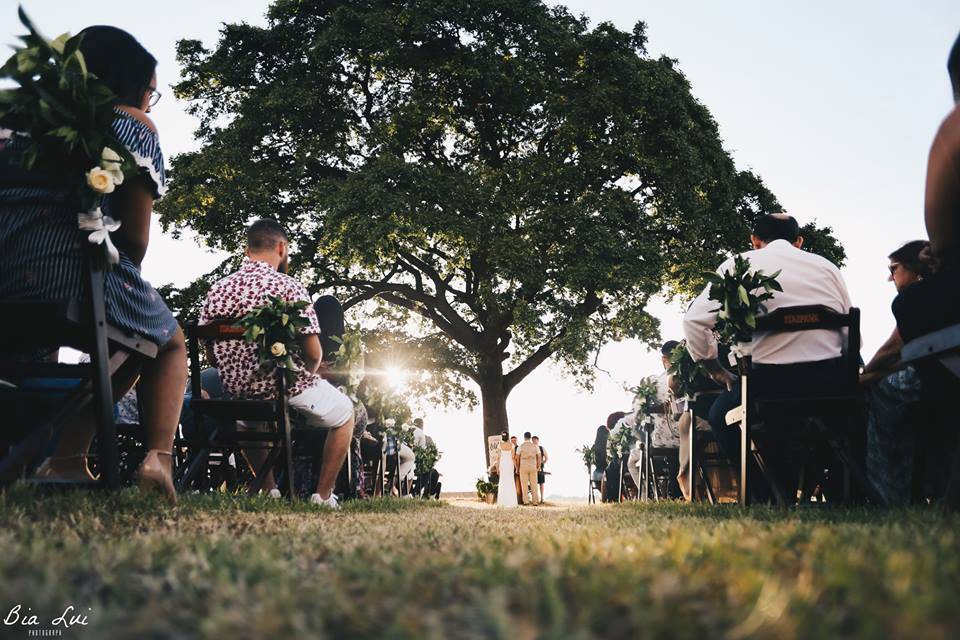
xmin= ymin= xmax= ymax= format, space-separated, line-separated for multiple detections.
xmin=754 ymin=305 xmax=860 ymax=388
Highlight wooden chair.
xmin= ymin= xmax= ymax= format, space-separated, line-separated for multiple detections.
xmin=176 ymin=320 xmax=295 ymax=499
xmin=0 ymin=241 xmax=158 ymax=489
xmin=685 ymin=390 xmax=723 ymax=503
xmin=725 ymin=305 xmax=881 ymax=506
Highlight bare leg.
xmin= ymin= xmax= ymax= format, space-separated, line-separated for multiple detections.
xmin=314 ymin=418 xmax=353 ymax=499
xmin=135 ymin=328 xmax=187 ymax=501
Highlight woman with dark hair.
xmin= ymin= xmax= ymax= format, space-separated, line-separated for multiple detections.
xmin=861 ymin=241 xmax=931 ymax=504
xmin=0 ymin=26 xmax=184 ymax=502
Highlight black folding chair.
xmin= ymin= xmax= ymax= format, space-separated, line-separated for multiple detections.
xmin=901 ymin=322 xmax=960 ymax=504
xmin=725 ymin=305 xmax=881 ymax=506
xmin=0 ymin=241 xmax=158 ymax=489
xmin=176 ymin=320 xmax=295 ymax=499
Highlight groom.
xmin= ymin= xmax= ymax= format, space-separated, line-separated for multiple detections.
xmin=517 ymin=432 xmax=543 ymax=505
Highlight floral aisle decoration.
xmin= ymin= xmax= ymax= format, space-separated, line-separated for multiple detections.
xmin=329 ymin=328 xmax=365 ymax=397
xmin=236 ymin=295 xmax=310 ymax=387
xmin=383 ymin=418 xmax=415 ymax=449
xmin=667 ymin=340 xmax=705 ymax=400
xmin=413 ymin=439 xmax=441 ymax=478
xmin=577 ymin=444 xmax=595 ymax=471
xmin=607 ymin=418 xmax=638 ymax=460
xmin=475 ymin=477 xmax=496 ymax=501
xmin=0 ymin=8 xmax=142 ymax=265
xmin=701 ymin=255 xmax=782 ymax=370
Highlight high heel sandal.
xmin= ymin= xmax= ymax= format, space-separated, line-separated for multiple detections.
xmin=33 ymin=454 xmax=97 ymax=484
xmin=138 ymin=449 xmax=177 ymax=505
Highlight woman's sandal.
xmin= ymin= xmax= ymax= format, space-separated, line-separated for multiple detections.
xmin=138 ymin=449 xmax=177 ymax=505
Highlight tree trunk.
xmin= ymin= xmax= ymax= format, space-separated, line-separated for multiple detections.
xmin=479 ymin=371 xmax=510 ymax=468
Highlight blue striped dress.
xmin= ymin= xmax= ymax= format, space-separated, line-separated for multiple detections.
xmin=0 ymin=109 xmax=179 ymax=347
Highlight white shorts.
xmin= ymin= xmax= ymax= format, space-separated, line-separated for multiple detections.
xmin=288 ymin=380 xmax=354 ymax=429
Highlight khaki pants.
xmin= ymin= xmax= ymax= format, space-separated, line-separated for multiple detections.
xmin=519 ymin=467 xmax=540 ymax=504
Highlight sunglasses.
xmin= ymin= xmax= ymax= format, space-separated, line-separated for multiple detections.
xmin=888 ymin=263 xmax=901 ymax=276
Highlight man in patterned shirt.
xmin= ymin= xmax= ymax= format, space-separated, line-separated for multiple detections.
xmin=200 ymin=219 xmax=354 ymax=509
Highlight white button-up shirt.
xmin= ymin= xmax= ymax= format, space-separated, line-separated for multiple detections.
xmin=682 ymin=239 xmax=853 ymax=365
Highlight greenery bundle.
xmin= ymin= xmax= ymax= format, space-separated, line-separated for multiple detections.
xmin=607 ymin=419 xmax=637 ymax=459
xmin=630 ymin=376 xmax=660 ymax=416
xmin=236 ymin=295 xmax=310 ymax=386
xmin=702 ymin=255 xmax=782 ymax=347
xmin=384 ymin=419 xmax=415 ymax=449
xmin=0 ymin=8 xmax=140 ymax=264
xmin=475 ymin=477 xmax=496 ymax=499
xmin=577 ymin=444 xmax=595 ymax=470
xmin=329 ymin=328 xmax=364 ymax=396
xmin=667 ymin=341 xmax=704 ymax=399
xmin=414 ymin=440 xmax=441 ymax=477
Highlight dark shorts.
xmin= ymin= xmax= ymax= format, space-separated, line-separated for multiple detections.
xmin=537 ymin=471 xmax=545 ymax=484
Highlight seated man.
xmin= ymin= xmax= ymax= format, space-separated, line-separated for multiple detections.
xmin=200 ymin=219 xmax=354 ymax=508
xmin=627 ymin=341 xmax=682 ymax=494
xmin=682 ymin=213 xmax=854 ymax=495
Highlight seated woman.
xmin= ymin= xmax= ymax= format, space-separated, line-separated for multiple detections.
xmin=0 ymin=26 xmax=186 ymax=502
xmin=861 ymin=240 xmax=931 ymax=503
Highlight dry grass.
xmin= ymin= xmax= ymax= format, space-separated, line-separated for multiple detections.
xmin=0 ymin=487 xmax=958 ymax=639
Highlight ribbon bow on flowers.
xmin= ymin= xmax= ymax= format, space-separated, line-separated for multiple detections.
xmin=77 ymin=208 xmax=122 ymax=264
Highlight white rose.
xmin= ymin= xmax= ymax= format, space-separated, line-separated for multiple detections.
xmin=270 ymin=342 xmax=287 ymax=357
xmin=100 ymin=147 xmax=125 ymax=186
xmin=86 ymin=167 xmax=116 ymax=194
xmin=384 ymin=418 xmax=396 ymax=428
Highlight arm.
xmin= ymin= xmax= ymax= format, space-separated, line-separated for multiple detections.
xmin=700 ymin=358 xmax=737 ymax=390
xmin=926 ymin=106 xmax=960 ymax=271
xmin=109 ymin=177 xmax=153 ymax=267
xmin=860 ymin=328 xmax=905 ymax=385
xmin=297 ymin=333 xmax=322 ymax=374
xmin=682 ymin=258 xmax=733 ymax=362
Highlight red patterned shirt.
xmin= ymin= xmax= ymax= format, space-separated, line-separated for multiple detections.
xmin=200 ymin=258 xmax=321 ymax=399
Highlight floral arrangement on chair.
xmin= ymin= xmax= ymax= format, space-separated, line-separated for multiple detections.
xmin=607 ymin=419 xmax=637 ymax=459
xmin=383 ymin=419 xmax=415 ymax=449
xmin=667 ymin=340 xmax=705 ymax=399
xmin=577 ymin=443 xmax=595 ymax=470
xmin=0 ymin=8 xmax=141 ymax=265
xmin=701 ymin=255 xmax=782 ymax=369
xmin=329 ymin=328 xmax=365 ymax=396
xmin=414 ymin=439 xmax=441 ymax=477
xmin=236 ymin=295 xmax=310 ymax=386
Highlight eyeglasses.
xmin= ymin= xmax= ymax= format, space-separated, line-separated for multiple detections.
xmin=147 ymin=87 xmax=162 ymax=108
xmin=888 ymin=263 xmax=901 ymax=276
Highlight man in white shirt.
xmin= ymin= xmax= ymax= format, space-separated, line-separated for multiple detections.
xmin=682 ymin=214 xmax=853 ymax=466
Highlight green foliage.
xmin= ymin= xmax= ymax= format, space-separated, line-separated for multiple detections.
xmin=0 ymin=8 xmax=143 ymax=263
xmin=414 ymin=439 xmax=442 ymax=477
xmin=577 ymin=443 xmax=595 ymax=470
xmin=607 ymin=417 xmax=637 ymax=459
xmin=629 ymin=376 xmax=660 ymax=416
xmin=236 ymin=295 xmax=311 ymax=386
xmin=159 ymin=0 xmax=812 ymax=425
xmin=667 ymin=340 xmax=704 ymax=399
xmin=475 ymin=477 xmax=496 ymax=498
xmin=383 ymin=418 xmax=415 ymax=448
xmin=703 ymin=255 xmax=782 ymax=346
xmin=330 ymin=328 xmax=365 ymax=395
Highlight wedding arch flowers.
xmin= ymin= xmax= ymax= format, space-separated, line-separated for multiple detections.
xmin=0 ymin=8 xmax=141 ymax=264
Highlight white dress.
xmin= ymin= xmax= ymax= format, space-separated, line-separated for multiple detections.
xmin=496 ymin=448 xmax=518 ymax=507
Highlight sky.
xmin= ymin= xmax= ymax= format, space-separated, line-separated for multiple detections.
xmin=6 ymin=1 xmax=959 ymax=498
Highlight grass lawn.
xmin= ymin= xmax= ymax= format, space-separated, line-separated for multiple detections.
xmin=0 ymin=488 xmax=958 ymax=639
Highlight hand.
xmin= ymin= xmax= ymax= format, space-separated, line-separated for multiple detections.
xmin=711 ymin=368 xmax=737 ymax=391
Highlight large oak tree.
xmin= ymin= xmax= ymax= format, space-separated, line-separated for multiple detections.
xmin=159 ymin=0 xmax=844 ymax=450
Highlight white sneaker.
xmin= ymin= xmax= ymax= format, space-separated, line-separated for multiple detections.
xmin=267 ymin=488 xmax=281 ymax=499
xmin=309 ymin=493 xmax=340 ymax=509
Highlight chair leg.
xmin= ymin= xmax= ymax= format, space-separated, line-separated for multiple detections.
xmin=248 ymin=446 xmax=282 ymax=496
xmin=282 ymin=413 xmax=295 ymax=501
xmin=752 ymin=447 xmax=788 ymax=507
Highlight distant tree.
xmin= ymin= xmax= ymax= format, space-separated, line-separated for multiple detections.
xmin=159 ymin=0 xmax=843 ymax=451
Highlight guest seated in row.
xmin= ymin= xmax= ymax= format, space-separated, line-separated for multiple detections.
xmin=626 ymin=341 xmax=682 ymax=492
xmin=893 ymin=37 xmax=960 ymax=508
xmin=682 ymin=213 xmax=854 ymax=495
xmin=0 ymin=27 xmax=185 ymax=501
xmin=200 ymin=219 xmax=354 ymax=508
xmin=861 ymin=241 xmax=930 ymax=503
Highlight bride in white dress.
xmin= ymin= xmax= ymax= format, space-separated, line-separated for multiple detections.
xmin=496 ymin=433 xmax=518 ymax=507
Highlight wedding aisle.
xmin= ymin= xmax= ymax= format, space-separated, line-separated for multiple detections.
xmin=1 ymin=486 xmax=956 ymax=639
